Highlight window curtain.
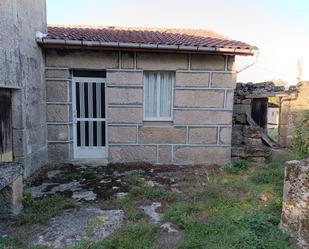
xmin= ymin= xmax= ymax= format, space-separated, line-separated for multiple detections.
xmin=144 ymin=72 xmax=158 ymax=118
xmin=144 ymin=72 xmax=173 ymax=119
xmin=160 ymin=73 xmax=172 ymax=117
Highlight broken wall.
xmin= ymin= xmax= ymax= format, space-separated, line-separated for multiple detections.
xmin=232 ymin=82 xmax=284 ymax=162
xmin=279 ymin=82 xmax=309 ymax=147
xmin=0 ymin=0 xmax=48 ymax=176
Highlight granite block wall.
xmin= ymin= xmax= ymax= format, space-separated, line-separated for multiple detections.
xmin=0 ymin=0 xmax=48 ymax=176
xmin=46 ymin=50 xmax=236 ymax=165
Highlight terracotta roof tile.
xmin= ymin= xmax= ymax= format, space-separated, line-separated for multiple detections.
xmin=44 ymin=25 xmax=257 ymax=53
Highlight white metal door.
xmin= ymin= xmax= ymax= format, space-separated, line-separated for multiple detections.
xmin=72 ymin=77 xmax=107 ymax=158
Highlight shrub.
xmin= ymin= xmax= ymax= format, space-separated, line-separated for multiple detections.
xmin=224 ymin=159 xmax=251 ymax=174
xmin=292 ymin=110 xmax=309 ymax=158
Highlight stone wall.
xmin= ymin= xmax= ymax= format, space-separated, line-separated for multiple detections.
xmin=232 ymin=82 xmax=284 ymax=162
xmin=0 ymin=0 xmax=48 ymax=176
xmin=280 ymin=158 xmax=309 ymax=249
xmin=46 ymin=50 xmax=236 ymax=165
xmin=279 ymin=82 xmax=309 ymax=147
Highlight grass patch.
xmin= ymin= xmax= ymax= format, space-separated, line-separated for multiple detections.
xmin=130 ymin=185 xmax=179 ymax=202
xmin=72 ymin=224 xmax=158 ymax=249
xmin=15 ymin=195 xmax=77 ymax=225
xmin=162 ymin=155 xmax=296 ymax=248
xmin=0 ymin=236 xmax=45 ymax=249
xmin=224 ymin=158 xmax=251 ymax=174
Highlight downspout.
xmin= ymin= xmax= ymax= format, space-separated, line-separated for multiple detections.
xmin=236 ymin=51 xmax=260 ymax=73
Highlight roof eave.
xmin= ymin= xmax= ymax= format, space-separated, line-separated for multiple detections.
xmin=37 ymin=38 xmax=256 ymax=56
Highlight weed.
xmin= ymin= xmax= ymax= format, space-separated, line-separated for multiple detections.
xmin=15 ymin=195 xmax=77 ymax=225
xmin=250 ymin=167 xmax=284 ymax=185
xmin=130 ymin=185 xmax=178 ymax=202
xmin=72 ymin=224 xmax=158 ymax=249
xmin=164 ymin=201 xmax=198 ymax=228
xmin=114 ymin=196 xmax=143 ymax=222
xmin=224 ymin=159 xmax=251 ymax=174
xmin=0 ymin=236 xmax=45 ymax=249
xmin=127 ymin=173 xmax=142 ymax=186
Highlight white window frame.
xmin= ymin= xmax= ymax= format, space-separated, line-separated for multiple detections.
xmin=143 ymin=71 xmax=174 ymax=121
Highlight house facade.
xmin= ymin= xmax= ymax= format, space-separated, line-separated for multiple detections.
xmin=0 ymin=0 xmax=257 ymax=176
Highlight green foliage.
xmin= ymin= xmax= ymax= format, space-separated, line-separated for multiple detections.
xmin=268 ymin=128 xmax=279 ymax=142
xmin=114 ymin=195 xmax=143 ymax=222
xmin=224 ymin=159 xmax=251 ymax=174
xmin=22 ymin=190 xmax=34 ymax=207
xmin=0 ymin=236 xmax=45 ymax=249
xmin=127 ymin=173 xmax=142 ymax=185
xmin=15 ymin=195 xmax=77 ymax=225
xmin=293 ymin=122 xmax=309 ymax=158
xmin=176 ymin=213 xmax=293 ymax=249
xmin=250 ymin=167 xmax=284 ymax=185
xmin=130 ymin=185 xmax=178 ymax=202
xmin=72 ymin=224 xmax=157 ymax=249
xmin=164 ymin=202 xmax=198 ymax=228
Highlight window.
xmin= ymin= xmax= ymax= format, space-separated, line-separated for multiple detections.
xmin=144 ymin=72 xmax=174 ymax=121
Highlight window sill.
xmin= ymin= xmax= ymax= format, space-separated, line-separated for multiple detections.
xmin=143 ymin=120 xmax=173 ymax=126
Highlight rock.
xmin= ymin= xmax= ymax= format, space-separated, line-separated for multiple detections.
xmin=100 ymin=179 xmax=112 ymax=184
xmin=155 ymin=222 xmax=183 ymax=249
xmin=50 ymin=181 xmax=82 ymax=194
xmin=116 ymin=192 xmax=128 ymax=199
xmin=30 ymin=181 xmax=82 ymax=198
xmin=140 ymin=202 xmax=163 ymax=224
xmin=72 ymin=191 xmax=96 ymax=201
xmin=145 ymin=180 xmax=155 ymax=187
xmin=0 ymin=162 xmax=23 ymax=191
xmin=0 ymin=163 xmax=23 ymax=216
xmin=47 ymin=170 xmax=62 ymax=179
xmin=258 ymin=193 xmax=273 ymax=202
xmin=29 ymin=183 xmax=58 ymax=198
xmin=280 ymin=159 xmax=309 ymax=249
xmin=29 ymin=208 xmax=124 ymax=249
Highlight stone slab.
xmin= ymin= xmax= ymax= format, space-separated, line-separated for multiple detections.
xmin=29 ymin=208 xmax=124 ymax=249
xmin=174 ymin=146 xmax=230 ymax=165
xmin=188 ymin=127 xmax=217 ymax=144
xmin=108 ymin=126 xmax=137 ymax=144
xmin=107 ymin=87 xmax=143 ymax=105
xmin=137 ymin=53 xmax=187 ymax=70
xmin=138 ymin=126 xmax=186 ymax=144
xmin=175 ymin=72 xmax=209 ymax=87
xmin=191 ymin=54 xmax=225 ymax=70
xmin=211 ymin=72 xmax=236 ymax=88
xmin=109 ymin=145 xmax=157 ymax=163
xmin=280 ymin=159 xmax=309 ymax=249
xmin=0 ymin=162 xmax=23 ymax=190
xmin=106 ymin=71 xmax=143 ymax=85
xmin=174 ymin=110 xmax=232 ymax=125
xmin=174 ymin=89 xmax=224 ymax=108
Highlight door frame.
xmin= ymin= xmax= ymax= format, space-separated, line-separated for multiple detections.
xmin=72 ymin=77 xmax=108 ymax=159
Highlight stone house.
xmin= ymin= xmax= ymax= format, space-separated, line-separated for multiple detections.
xmin=0 ymin=0 xmax=257 ymax=177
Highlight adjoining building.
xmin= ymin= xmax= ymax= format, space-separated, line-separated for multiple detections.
xmin=279 ymin=81 xmax=309 ymax=147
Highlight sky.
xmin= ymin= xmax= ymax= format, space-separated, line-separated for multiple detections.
xmin=47 ymin=0 xmax=309 ymax=85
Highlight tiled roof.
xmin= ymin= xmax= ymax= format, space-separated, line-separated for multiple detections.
xmin=39 ymin=25 xmax=257 ymax=54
